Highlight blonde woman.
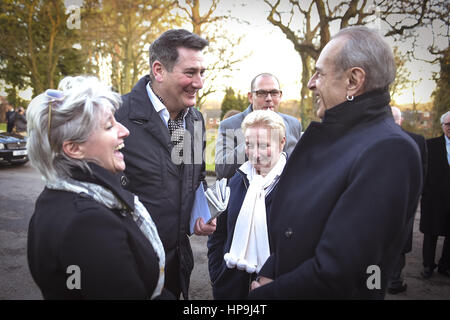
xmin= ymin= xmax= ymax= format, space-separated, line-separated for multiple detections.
xmin=207 ymin=110 xmax=287 ymax=299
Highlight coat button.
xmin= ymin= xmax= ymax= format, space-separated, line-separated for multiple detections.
xmin=120 ymin=175 xmax=129 ymax=186
xmin=285 ymin=228 xmax=293 ymax=238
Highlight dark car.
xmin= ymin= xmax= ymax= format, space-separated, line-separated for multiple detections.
xmin=0 ymin=132 xmax=28 ymax=165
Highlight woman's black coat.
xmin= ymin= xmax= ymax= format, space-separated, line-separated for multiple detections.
xmin=27 ymin=163 xmax=166 ymax=299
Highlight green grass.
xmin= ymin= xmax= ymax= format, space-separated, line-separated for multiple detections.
xmin=0 ymin=122 xmax=6 ymax=132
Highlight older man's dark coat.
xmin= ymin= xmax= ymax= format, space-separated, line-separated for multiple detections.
xmin=248 ymin=90 xmax=423 ymax=299
xmin=116 ymin=75 xmax=206 ymax=299
xmin=420 ymin=135 xmax=450 ymax=236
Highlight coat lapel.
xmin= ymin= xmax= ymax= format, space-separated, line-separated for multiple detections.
xmin=127 ymin=76 xmax=171 ymax=152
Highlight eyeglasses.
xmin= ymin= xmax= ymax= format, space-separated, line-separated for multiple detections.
xmin=442 ymin=122 xmax=450 ymax=127
xmin=252 ymin=90 xmax=282 ymax=98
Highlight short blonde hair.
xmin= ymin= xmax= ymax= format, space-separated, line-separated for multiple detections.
xmin=27 ymin=76 xmax=121 ymax=181
xmin=241 ymin=110 xmax=286 ymax=142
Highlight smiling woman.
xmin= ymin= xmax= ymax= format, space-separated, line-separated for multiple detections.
xmin=25 ymin=76 xmax=172 ymax=300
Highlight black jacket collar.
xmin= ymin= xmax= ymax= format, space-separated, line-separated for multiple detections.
xmin=321 ymin=89 xmax=391 ymax=126
xmin=71 ymin=163 xmax=135 ymax=211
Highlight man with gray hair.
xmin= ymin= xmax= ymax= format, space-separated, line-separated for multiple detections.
xmin=420 ymin=110 xmax=450 ymax=279
xmin=249 ymin=26 xmax=422 ymax=299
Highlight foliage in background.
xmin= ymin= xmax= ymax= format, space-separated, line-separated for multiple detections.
xmin=177 ymin=0 xmax=249 ymax=108
xmin=81 ymin=0 xmax=181 ymax=94
xmin=220 ymin=87 xmax=247 ymax=119
xmin=430 ymin=47 xmax=450 ymax=137
xmin=0 ymin=0 xmax=90 ymax=100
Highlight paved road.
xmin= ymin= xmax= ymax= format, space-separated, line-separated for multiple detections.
xmin=0 ymin=162 xmax=449 ymax=300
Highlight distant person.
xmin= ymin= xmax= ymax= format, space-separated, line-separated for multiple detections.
xmin=214 ymin=73 xmax=302 ymax=180
xmin=248 ymin=26 xmax=422 ymax=299
xmin=14 ymin=106 xmax=27 ymax=135
xmin=388 ymin=106 xmax=427 ymax=294
xmin=116 ymin=29 xmax=215 ymax=299
xmin=27 ymin=76 xmax=171 ymax=299
xmin=420 ymin=110 xmax=450 ymax=278
xmin=208 ymin=110 xmax=287 ymax=299
xmin=6 ymin=104 xmax=16 ymax=133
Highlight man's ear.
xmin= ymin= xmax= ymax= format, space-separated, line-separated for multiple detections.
xmin=347 ymin=67 xmax=366 ymax=96
xmin=62 ymin=141 xmax=84 ymax=159
xmin=152 ymin=60 xmax=165 ymax=83
xmin=247 ymin=92 xmax=254 ymax=105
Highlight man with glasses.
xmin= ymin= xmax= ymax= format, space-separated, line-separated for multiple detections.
xmin=215 ymin=73 xmax=302 ymax=179
xmin=420 ymin=110 xmax=450 ymax=279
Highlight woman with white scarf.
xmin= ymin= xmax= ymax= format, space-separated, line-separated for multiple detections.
xmin=26 ymin=76 xmax=170 ymax=299
xmin=207 ymin=110 xmax=287 ymax=299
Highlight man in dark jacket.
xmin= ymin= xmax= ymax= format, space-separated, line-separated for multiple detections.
xmin=116 ymin=29 xmax=216 ymax=299
xmin=248 ymin=26 xmax=422 ymax=299
xmin=388 ymin=106 xmax=427 ymax=294
xmin=420 ymin=111 xmax=450 ymax=278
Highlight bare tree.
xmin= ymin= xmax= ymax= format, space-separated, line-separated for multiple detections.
xmin=82 ymin=0 xmax=180 ymax=94
xmin=262 ymin=0 xmax=434 ymax=127
xmin=176 ymin=0 xmax=249 ymax=108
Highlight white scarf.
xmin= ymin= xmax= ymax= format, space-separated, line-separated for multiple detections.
xmin=224 ymin=152 xmax=286 ymax=273
xmin=46 ymin=177 xmax=165 ymax=299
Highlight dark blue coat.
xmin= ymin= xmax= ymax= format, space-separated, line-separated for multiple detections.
xmin=207 ymin=170 xmax=276 ymax=299
xmin=248 ymin=89 xmax=423 ymax=299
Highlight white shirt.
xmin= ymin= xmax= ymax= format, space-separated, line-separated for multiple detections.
xmin=146 ymin=82 xmax=187 ymax=129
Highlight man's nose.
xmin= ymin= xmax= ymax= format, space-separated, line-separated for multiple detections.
xmin=307 ymin=73 xmax=317 ymax=90
xmin=192 ymin=73 xmax=204 ymax=89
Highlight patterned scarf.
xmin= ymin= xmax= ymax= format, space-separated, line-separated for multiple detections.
xmin=46 ymin=177 xmax=165 ymax=299
xmin=168 ymin=111 xmax=185 ymax=159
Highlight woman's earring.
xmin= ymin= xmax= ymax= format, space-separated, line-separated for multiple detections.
xmin=346 ymin=95 xmax=354 ymax=101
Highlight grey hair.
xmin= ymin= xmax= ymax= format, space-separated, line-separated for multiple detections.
xmin=332 ymin=25 xmax=396 ymax=92
xmin=26 ymin=76 xmax=121 ymax=182
xmin=149 ymin=29 xmax=208 ymax=80
xmin=440 ymin=111 xmax=450 ymax=124
xmin=250 ymin=73 xmax=280 ymax=92
xmin=241 ymin=110 xmax=286 ymax=142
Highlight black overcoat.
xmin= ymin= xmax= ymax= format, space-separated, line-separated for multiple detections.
xmin=116 ymin=75 xmax=206 ymax=298
xmin=248 ymin=90 xmax=423 ymax=299
xmin=27 ymin=164 xmax=165 ymax=299
xmin=420 ymin=135 xmax=450 ymax=236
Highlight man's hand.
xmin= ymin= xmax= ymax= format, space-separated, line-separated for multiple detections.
xmin=194 ymin=217 xmax=216 ymax=236
xmin=250 ymin=276 xmax=273 ymax=290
